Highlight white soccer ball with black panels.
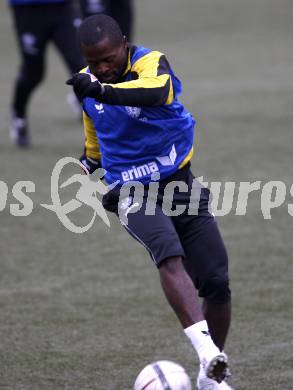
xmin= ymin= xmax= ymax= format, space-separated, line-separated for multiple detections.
xmin=133 ymin=360 xmax=192 ymax=390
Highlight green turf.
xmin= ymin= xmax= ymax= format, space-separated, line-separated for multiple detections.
xmin=1 ymin=0 xmax=293 ymax=389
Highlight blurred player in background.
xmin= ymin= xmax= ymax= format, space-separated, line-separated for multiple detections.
xmin=8 ymin=0 xmax=85 ymax=147
xmin=79 ymin=0 xmax=133 ymax=41
xmin=66 ymin=15 xmax=233 ymax=390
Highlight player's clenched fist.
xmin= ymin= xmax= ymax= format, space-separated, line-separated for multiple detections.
xmin=66 ymin=73 xmax=104 ymax=101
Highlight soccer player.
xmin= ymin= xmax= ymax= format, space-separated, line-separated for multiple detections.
xmin=66 ymin=14 xmax=233 ymax=390
xmin=9 ymin=0 xmax=85 ymax=146
xmin=79 ymin=0 xmax=134 ymax=41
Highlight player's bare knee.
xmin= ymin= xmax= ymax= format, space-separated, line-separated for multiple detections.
xmin=199 ymin=276 xmax=231 ymax=304
xmin=158 ymin=256 xmax=184 ymax=275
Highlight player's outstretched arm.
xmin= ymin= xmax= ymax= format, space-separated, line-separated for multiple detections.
xmin=66 ymin=51 xmax=174 ymax=107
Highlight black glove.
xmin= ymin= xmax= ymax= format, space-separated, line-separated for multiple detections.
xmin=79 ymin=154 xmax=101 ymax=174
xmin=66 ymin=73 xmax=104 ymax=101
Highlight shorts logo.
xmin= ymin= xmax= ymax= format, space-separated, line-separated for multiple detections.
xmin=120 ymin=196 xmax=134 ymax=210
xmin=73 ymin=18 xmax=82 ymax=28
xmin=121 ymin=162 xmax=159 ymax=182
xmin=21 ymin=33 xmax=38 ymax=55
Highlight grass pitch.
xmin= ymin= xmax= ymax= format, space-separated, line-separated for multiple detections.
xmin=0 ymin=0 xmax=293 ymax=389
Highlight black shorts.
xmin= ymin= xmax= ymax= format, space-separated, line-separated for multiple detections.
xmin=103 ymin=164 xmax=229 ymax=298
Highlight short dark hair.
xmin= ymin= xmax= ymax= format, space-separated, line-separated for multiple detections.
xmin=78 ymin=14 xmax=123 ymax=47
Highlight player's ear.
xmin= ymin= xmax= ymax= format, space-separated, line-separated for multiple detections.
xmin=122 ymin=35 xmax=128 ymax=47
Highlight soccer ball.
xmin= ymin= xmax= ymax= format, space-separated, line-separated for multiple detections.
xmin=133 ymin=360 xmax=192 ymax=390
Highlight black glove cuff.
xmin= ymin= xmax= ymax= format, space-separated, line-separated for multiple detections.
xmin=79 ymin=155 xmax=101 ymax=174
